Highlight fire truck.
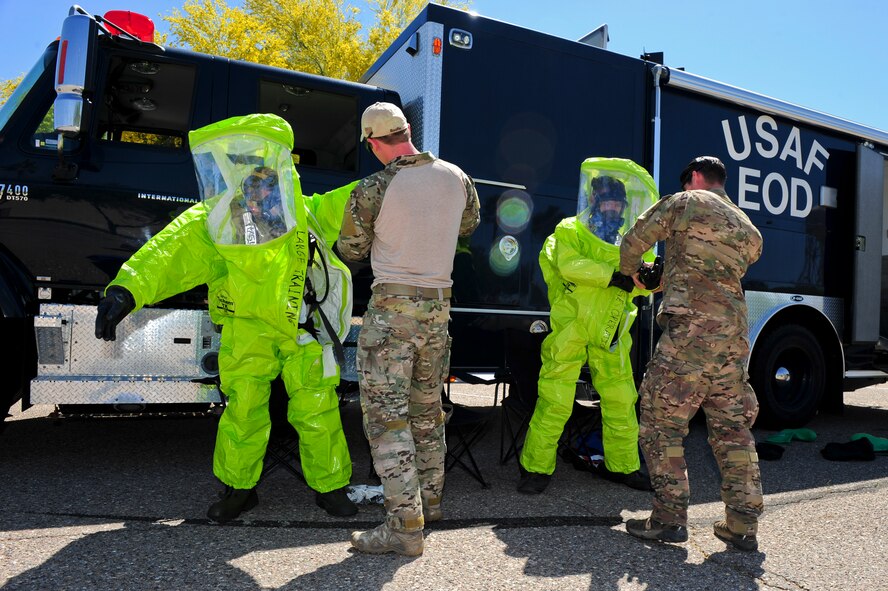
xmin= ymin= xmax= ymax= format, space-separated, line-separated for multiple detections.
xmin=1 ymin=4 xmax=886 ymax=428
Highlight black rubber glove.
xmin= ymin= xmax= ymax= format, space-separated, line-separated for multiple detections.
xmin=637 ymin=256 xmax=664 ymax=290
xmin=95 ymin=286 xmax=136 ymax=341
xmin=608 ymin=271 xmax=635 ymax=293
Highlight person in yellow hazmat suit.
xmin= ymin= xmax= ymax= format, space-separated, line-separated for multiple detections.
xmin=94 ymin=114 xmax=358 ymax=522
xmin=519 ymin=157 xmax=659 ymax=494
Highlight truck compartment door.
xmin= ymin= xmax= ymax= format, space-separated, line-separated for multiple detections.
xmin=852 ymin=143 xmax=884 ymax=343
xmin=881 ymin=157 xmax=888 ymax=339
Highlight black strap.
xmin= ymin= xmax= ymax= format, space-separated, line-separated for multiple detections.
xmin=299 ymin=233 xmax=321 ymax=340
xmin=298 ymin=233 xmax=345 ymax=368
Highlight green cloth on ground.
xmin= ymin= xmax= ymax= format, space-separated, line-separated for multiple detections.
xmin=850 ymin=433 xmax=888 ymax=452
xmin=765 ymin=428 xmax=817 ymax=444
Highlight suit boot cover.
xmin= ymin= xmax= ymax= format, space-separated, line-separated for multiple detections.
xmin=316 ymin=486 xmax=359 ymax=517
xmin=207 ymin=486 xmax=259 ymax=523
xmin=591 ymin=462 xmax=653 ymax=491
xmin=350 ymin=523 xmax=424 ymax=556
xmin=517 ymin=465 xmax=552 ymax=494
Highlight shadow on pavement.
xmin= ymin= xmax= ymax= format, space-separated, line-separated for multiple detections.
xmin=0 ymin=391 xmax=884 ymax=588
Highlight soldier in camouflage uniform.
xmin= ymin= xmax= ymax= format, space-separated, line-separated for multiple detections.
xmin=620 ymin=156 xmax=764 ymax=551
xmin=338 ymin=102 xmax=480 ymax=556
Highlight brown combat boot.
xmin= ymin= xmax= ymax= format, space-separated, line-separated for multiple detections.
xmin=625 ymin=517 xmax=688 ymax=543
xmin=350 ymin=523 xmax=424 ymax=556
xmin=423 ymin=503 xmax=442 ymax=523
xmin=713 ymin=520 xmax=758 ymax=551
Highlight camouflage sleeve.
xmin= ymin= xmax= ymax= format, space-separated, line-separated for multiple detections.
xmin=459 ymin=175 xmax=481 ymax=237
xmin=336 ymin=174 xmax=384 ymax=262
xmin=747 ymin=224 xmax=764 ymax=266
xmin=619 ymin=195 xmax=682 ymax=275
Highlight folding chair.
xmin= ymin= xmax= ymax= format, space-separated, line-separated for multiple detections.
xmin=557 ymin=374 xmax=603 ymax=469
xmin=499 ymin=330 xmax=545 ymax=466
xmin=442 ymin=369 xmax=507 ymax=488
xmin=261 ymin=378 xmax=306 ymax=484
xmin=499 ymin=377 xmax=537 ymax=465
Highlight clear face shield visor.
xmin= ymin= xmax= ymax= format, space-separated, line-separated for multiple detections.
xmin=242 ymin=167 xmax=282 ymax=218
xmin=191 ymin=134 xmax=298 ymax=246
xmin=577 ymin=167 xmax=657 ymax=245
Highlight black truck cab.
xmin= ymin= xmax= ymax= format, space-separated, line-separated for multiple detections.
xmin=0 ymin=7 xmax=393 ymax=416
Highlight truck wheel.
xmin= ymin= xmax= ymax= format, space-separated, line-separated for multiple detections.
xmin=750 ymin=324 xmax=825 ymax=428
xmin=0 ymin=318 xmax=32 ymax=429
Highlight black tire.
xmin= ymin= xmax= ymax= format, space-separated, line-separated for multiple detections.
xmin=0 ymin=317 xmax=33 ymax=427
xmin=750 ymin=324 xmax=826 ymax=428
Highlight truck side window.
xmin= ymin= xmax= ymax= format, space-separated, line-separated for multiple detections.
xmin=17 ymin=55 xmax=80 ymax=153
xmin=258 ymin=80 xmax=358 ymax=172
xmin=30 ymin=105 xmax=79 ymax=152
xmin=4 ymin=49 xmax=68 ymax=150
xmin=95 ymin=57 xmax=196 ymax=149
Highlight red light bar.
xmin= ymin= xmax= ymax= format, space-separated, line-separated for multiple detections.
xmin=103 ymin=10 xmax=155 ymax=43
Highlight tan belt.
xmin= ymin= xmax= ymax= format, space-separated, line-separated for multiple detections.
xmin=373 ymin=283 xmax=452 ymax=300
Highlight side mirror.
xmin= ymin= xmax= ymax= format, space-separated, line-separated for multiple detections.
xmin=53 ymin=12 xmax=98 ymax=137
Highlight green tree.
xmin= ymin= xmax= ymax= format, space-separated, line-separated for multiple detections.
xmin=0 ymin=76 xmax=23 ymax=110
xmin=0 ymin=1 xmax=468 ymax=110
xmin=165 ymin=0 xmax=469 ymax=81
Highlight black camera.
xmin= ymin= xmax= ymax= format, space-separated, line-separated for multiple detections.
xmin=637 ymin=256 xmax=663 ymax=290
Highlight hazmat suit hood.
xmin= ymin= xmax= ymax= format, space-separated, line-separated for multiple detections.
xmin=577 ymin=158 xmax=659 ymax=246
xmin=189 ymin=113 xmax=304 ymax=246
xmin=186 ymin=114 xmax=311 ymax=333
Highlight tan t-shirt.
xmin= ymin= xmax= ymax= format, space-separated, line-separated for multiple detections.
xmin=337 ymin=152 xmax=481 ymax=288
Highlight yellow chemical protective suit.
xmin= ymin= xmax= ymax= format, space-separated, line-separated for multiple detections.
xmin=107 ymin=114 xmax=356 ymax=492
xmin=521 ymin=157 xmax=658 ymax=476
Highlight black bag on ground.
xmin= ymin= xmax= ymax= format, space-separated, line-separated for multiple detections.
xmin=820 ymin=438 xmax=875 ymax=461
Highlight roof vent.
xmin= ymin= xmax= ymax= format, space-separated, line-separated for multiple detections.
xmin=578 ymin=24 xmax=608 ymax=49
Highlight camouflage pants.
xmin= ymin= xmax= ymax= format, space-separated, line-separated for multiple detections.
xmin=638 ymin=314 xmax=763 ymax=534
xmin=357 ymin=293 xmax=450 ymax=532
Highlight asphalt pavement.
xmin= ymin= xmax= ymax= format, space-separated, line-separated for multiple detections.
xmin=1 ymin=383 xmax=886 ymax=590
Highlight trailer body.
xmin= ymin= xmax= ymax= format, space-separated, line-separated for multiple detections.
xmin=362 ymin=5 xmax=888 ymax=425
xmin=0 ymin=7 xmax=394 ymax=412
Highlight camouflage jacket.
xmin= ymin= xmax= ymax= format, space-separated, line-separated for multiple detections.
xmin=619 ymin=188 xmax=762 ymax=325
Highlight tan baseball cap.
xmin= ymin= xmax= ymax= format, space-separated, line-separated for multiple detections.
xmin=360 ymin=102 xmax=408 ymax=141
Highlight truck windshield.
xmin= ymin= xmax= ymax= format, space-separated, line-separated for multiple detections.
xmin=0 ymin=47 xmax=52 ymax=135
